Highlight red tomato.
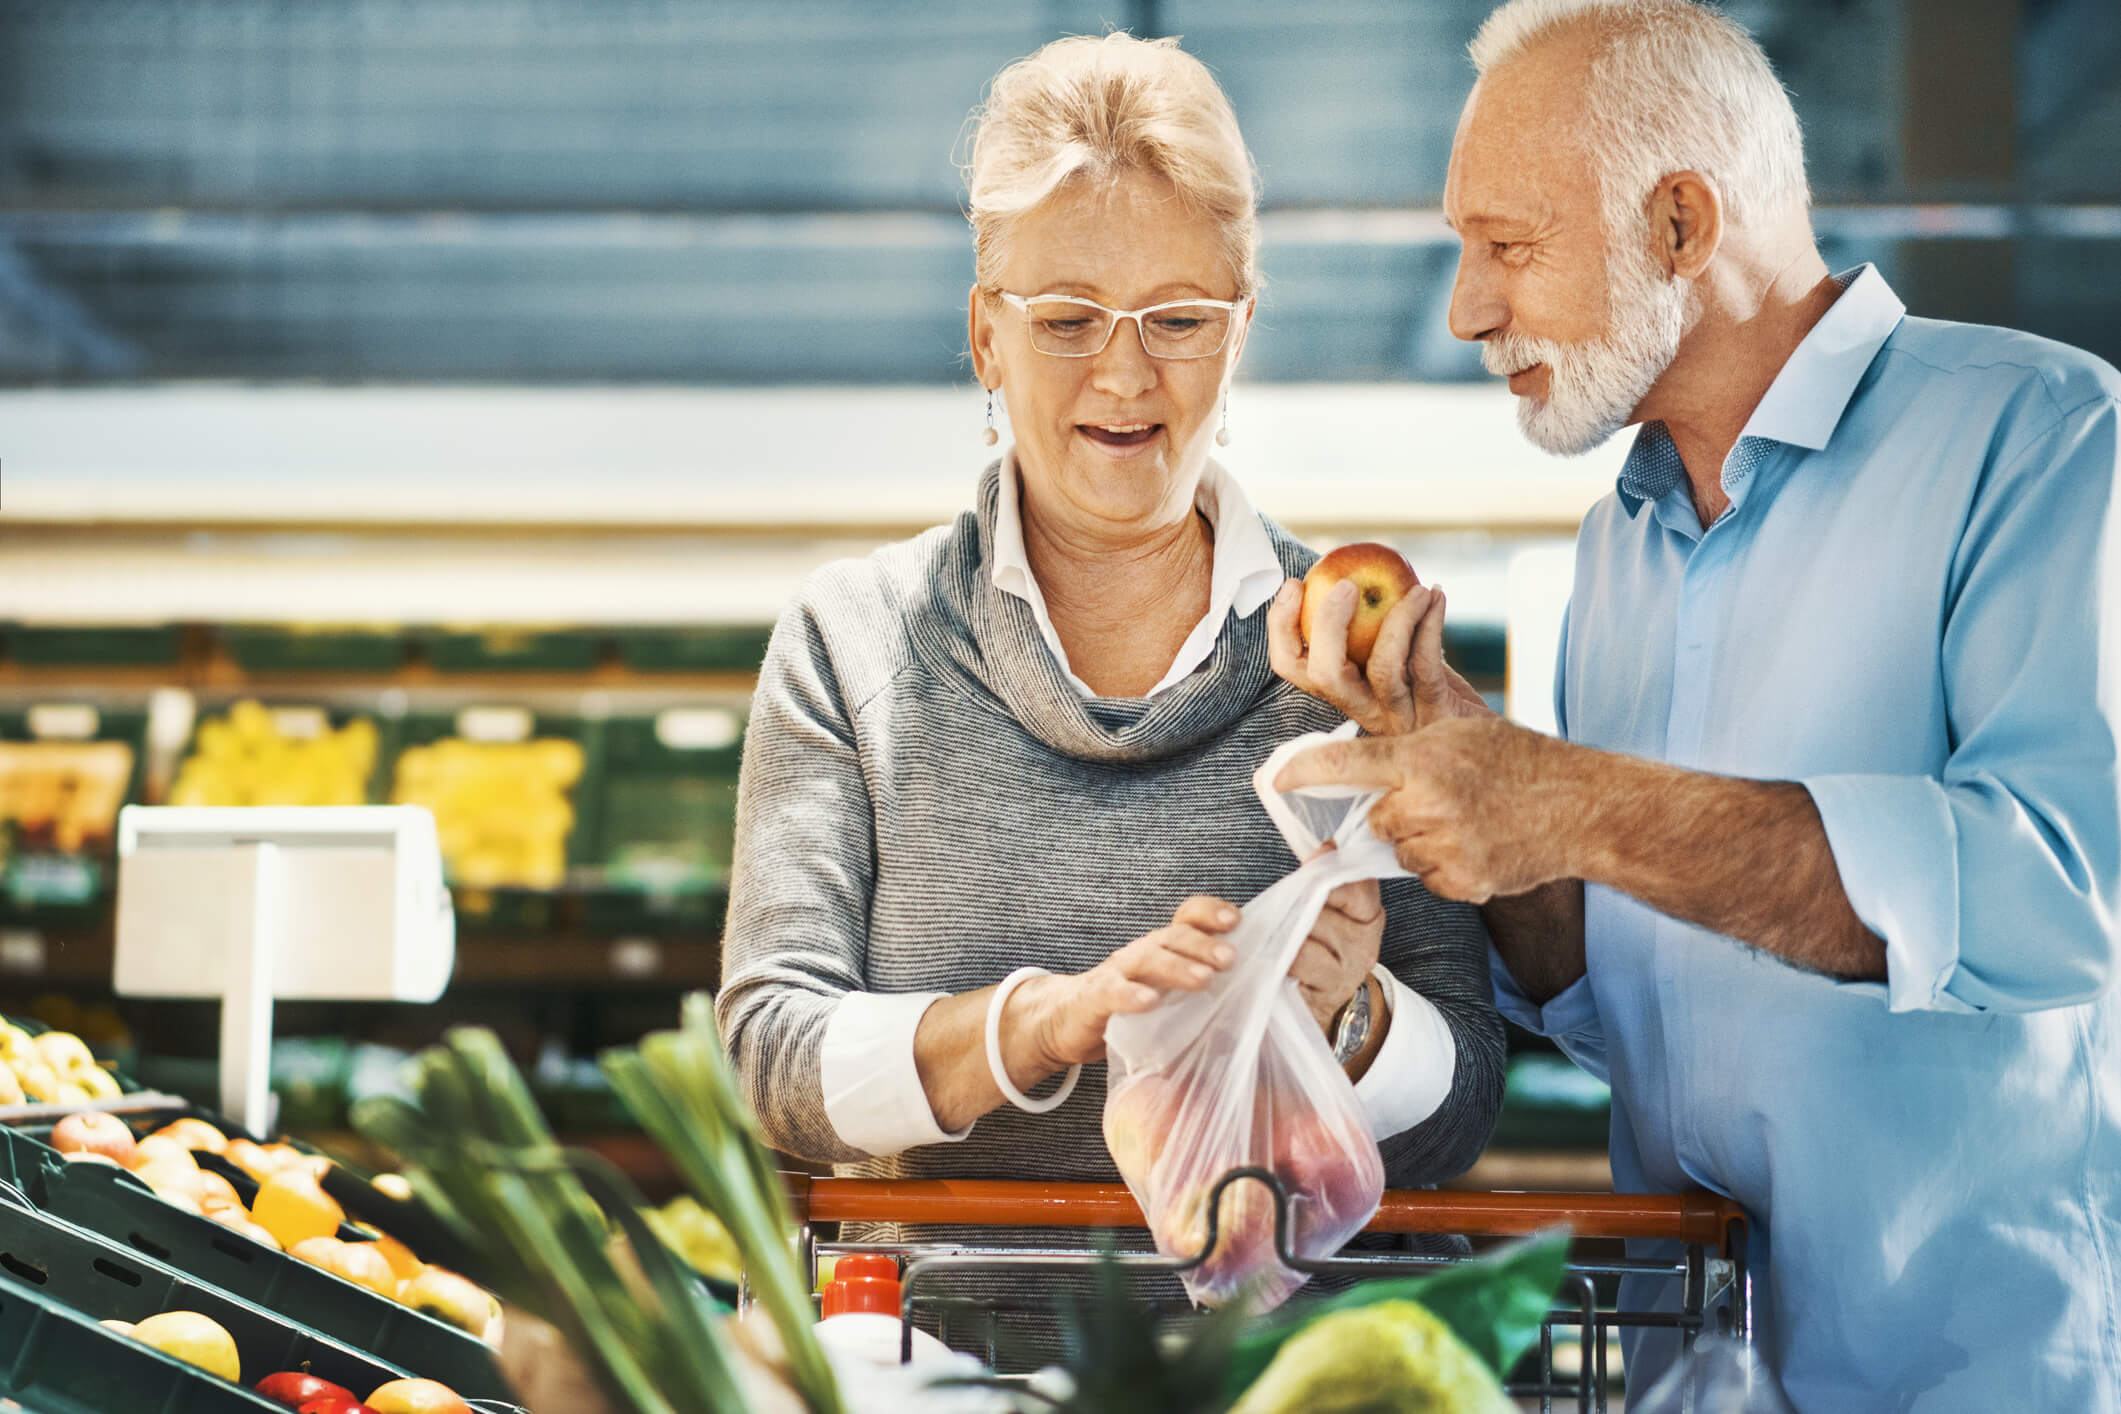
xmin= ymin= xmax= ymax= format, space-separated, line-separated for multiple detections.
xmin=255 ymin=1373 xmax=357 ymax=1409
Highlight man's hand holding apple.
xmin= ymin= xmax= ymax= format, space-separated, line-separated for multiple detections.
xmin=1267 ymin=543 xmax=1492 ymax=737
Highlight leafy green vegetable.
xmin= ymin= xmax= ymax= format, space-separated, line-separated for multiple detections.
xmin=602 ymin=992 xmax=844 ymax=1414
xmin=352 ymin=1027 xmax=759 ymax=1414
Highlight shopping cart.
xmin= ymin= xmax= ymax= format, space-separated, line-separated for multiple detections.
xmin=773 ymin=1168 xmax=1750 ymax=1414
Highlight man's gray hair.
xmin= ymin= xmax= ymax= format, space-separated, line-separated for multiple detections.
xmin=1470 ymin=0 xmax=1810 ymax=244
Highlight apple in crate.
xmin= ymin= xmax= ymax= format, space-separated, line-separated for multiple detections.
xmin=51 ymin=1111 xmax=137 ymax=1166
xmin=366 ymin=1378 xmax=475 ymax=1414
xmin=1299 ymin=542 xmax=1419 ymax=668
xmin=401 ymin=1267 xmax=500 ymax=1339
xmin=256 ymin=1372 xmax=357 ymax=1409
xmin=130 ymin=1310 xmax=242 ymax=1382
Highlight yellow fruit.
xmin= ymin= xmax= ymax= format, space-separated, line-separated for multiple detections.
xmin=373 ymin=1172 xmax=415 ymax=1202
xmin=77 ymin=1066 xmax=123 ymax=1100
xmin=0 ymin=1025 xmax=36 ymax=1064
xmin=399 ymin=1267 xmax=497 ymax=1336
xmin=34 ymin=1030 xmax=96 ymax=1074
xmin=12 ymin=1062 xmax=63 ymax=1103
xmin=194 ymin=1170 xmax=243 ymax=1213
xmin=152 ymin=1118 xmax=229 ymax=1156
xmin=129 ymin=1136 xmax=199 ymax=1175
xmin=131 ymin=1311 xmax=240 ymax=1382
xmin=252 ymin=1167 xmax=344 ymax=1249
xmin=0 ymin=1068 xmax=22 ymax=1105
xmin=206 ymin=1206 xmax=282 ymax=1249
xmin=291 ymin=1237 xmax=399 ymax=1300
xmin=223 ymin=1138 xmax=287 ymax=1185
xmin=350 ymin=1222 xmax=425 ymax=1286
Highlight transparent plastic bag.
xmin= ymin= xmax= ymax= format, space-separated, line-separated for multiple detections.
xmin=1626 ymin=1333 xmax=1795 ymax=1414
xmin=1103 ymin=722 xmax=1404 ymax=1310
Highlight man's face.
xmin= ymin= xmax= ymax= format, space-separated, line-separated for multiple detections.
xmin=1442 ymin=50 xmax=1691 ymax=456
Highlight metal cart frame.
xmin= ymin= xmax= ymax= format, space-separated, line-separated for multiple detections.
xmin=773 ymin=1169 xmax=1750 ymax=1414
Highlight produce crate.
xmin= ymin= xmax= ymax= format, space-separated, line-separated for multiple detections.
xmin=0 ymin=1268 xmax=288 ymax=1412
xmin=582 ymin=707 xmax=741 ymax=934
xmin=613 ymin=626 xmax=773 ymax=675
xmin=0 ymin=1193 xmax=411 ymax=1403
xmin=419 ymin=629 xmax=600 ymax=674
xmin=220 ymin=627 xmax=408 ymax=675
xmin=1 ymin=626 xmax=184 ymax=668
xmin=0 ymin=1128 xmax=511 ymax=1400
xmin=388 ymin=708 xmax=601 ymax=930
xmin=0 ymin=705 xmax=148 ymax=919
xmin=172 ymin=701 xmax=398 ymax=812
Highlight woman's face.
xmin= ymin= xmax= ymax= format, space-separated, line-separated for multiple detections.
xmin=970 ymin=170 xmax=1252 ymax=540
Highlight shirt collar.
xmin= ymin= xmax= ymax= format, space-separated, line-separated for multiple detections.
xmin=1618 ymin=264 xmax=1906 ymax=514
xmin=992 ymin=451 xmax=1283 ymax=613
xmin=991 ymin=450 xmax=1286 ymax=696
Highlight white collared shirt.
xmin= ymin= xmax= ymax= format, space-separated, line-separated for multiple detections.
xmin=989 ymin=451 xmax=1287 ymax=698
xmin=819 ymin=453 xmax=1459 ymax=1158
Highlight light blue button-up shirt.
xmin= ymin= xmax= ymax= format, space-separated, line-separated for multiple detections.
xmin=1496 ymin=266 xmax=2121 ymax=1411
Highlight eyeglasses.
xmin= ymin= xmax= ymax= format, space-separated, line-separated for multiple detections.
xmin=996 ymin=291 xmax=1245 ymax=360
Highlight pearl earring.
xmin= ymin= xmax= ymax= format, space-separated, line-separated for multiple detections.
xmin=1215 ymin=390 xmax=1231 ymax=447
xmin=982 ymin=390 xmax=999 ymax=447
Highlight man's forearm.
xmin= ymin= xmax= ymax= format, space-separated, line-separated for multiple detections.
xmin=1482 ymin=879 xmax=1587 ymax=1004
xmin=1561 ymin=747 xmax=1885 ymax=980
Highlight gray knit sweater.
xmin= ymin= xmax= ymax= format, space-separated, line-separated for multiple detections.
xmin=718 ymin=464 xmax=1504 ymax=1278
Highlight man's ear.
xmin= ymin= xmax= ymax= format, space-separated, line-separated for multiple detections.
xmin=1652 ymin=171 xmax=1723 ymax=280
xmin=968 ymin=284 xmax=1001 ymax=390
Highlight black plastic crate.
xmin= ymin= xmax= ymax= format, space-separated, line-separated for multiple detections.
xmin=0 ymin=1192 xmax=411 ymax=1402
xmin=0 ymin=1128 xmax=509 ymax=1400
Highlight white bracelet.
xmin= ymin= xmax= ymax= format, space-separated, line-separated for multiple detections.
xmin=985 ymin=966 xmax=1082 ymax=1114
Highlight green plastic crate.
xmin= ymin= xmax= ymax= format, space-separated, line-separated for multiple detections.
xmin=614 ymin=626 xmax=773 ymax=674
xmin=583 ymin=708 xmax=741 ymax=933
xmin=2 ymin=626 xmax=185 ymax=668
xmin=0 ymin=708 xmax=148 ymax=917
xmin=419 ymin=629 xmax=600 ymax=674
xmin=220 ymin=627 xmax=408 ymax=674
xmin=0 ymin=1129 xmax=509 ymax=1400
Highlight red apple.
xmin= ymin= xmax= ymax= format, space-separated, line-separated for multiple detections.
xmin=1299 ymin=542 xmax=1419 ymax=668
xmin=50 ymin=1111 xmax=138 ymax=1167
xmin=256 ymin=1372 xmax=356 ymax=1409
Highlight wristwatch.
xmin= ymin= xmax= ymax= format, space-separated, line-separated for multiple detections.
xmin=1331 ymin=979 xmax=1373 ymax=1067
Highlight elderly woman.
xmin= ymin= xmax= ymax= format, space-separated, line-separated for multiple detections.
xmin=717 ymin=32 xmax=1503 ymax=1339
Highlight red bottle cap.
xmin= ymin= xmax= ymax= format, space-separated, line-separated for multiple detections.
xmin=820 ymin=1253 xmax=902 ymax=1318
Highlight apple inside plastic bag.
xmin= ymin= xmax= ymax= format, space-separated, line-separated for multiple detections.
xmin=1103 ymin=724 xmax=1402 ymax=1310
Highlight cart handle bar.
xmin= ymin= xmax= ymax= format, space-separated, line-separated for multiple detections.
xmin=783 ymin=1175 xmax=1747 ymax=1255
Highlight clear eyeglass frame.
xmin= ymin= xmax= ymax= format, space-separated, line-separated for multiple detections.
xmin=995 ymin=291 xmax=1247 ymax=360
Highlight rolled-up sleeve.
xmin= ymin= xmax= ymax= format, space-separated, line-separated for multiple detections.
xmin=1803 ymin=395 xmax=2121 ymax=1014
xmin=716 ymin=584 xmax=964 ymax=1162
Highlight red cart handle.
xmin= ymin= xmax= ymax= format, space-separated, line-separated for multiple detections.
xmin=783 ymin=1175 xmax=1747 ymax=1256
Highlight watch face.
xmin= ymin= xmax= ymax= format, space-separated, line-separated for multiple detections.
xmin=1333 ymin=984 xmax=1371 ymax=1064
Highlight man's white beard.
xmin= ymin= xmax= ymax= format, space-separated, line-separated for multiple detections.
xmin=1483 ymin=236 xmax=1693 ymax=457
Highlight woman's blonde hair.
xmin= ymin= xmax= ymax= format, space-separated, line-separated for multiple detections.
xmin=963 ymin=32 xmax=1260 ymax=299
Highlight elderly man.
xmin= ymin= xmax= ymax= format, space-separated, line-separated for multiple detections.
xmin=1268 ymin=0 xmax=2120 ymax=1408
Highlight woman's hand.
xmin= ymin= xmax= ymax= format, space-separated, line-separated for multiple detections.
xmin=1288 ymin=846 xmax=1384 ymax=1032
xmin=1026 ymin=895 xmax=1241 ymax=1067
